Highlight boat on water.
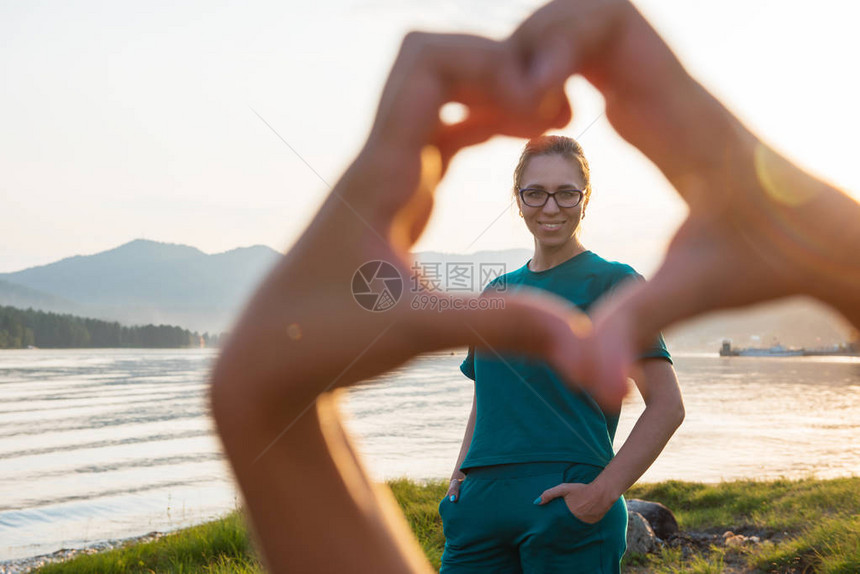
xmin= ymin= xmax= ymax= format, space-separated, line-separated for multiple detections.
xmin=719 ymin=339 xmax=860 ymax=357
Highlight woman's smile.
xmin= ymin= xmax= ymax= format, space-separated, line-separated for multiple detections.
xmin=538 ymin=220 xmax=566 ymax=231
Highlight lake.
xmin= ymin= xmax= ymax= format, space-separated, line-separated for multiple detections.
xmin=1 ymin=349 xmax=858 ymax=561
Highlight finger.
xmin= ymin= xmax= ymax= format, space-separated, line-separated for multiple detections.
xmin=389 ymin=91 xmax=570 ymax=250
xmin=390 ymin=86 xmax=570 ymax=251
xmin=363 ymin=32 xmax=566 ymax=233
xmin=434 ymin=91 xmax=572 ymax=171
xmin=402 ymin=287 xmax=628 ymax=411
xmin=588 ymin=216 xmax=801 ymax=365
xmin=372 ymin=32 xmax=523 ymax=154
xmin=446 ymin=40 xmax=540 ymax=116
xmin=388 ymin=145 xmax=442 ymax=252
xmin=508 ymin=0 xmax=722 ymax=185
xmin=447 ymin=481 xmax=461 ymax=502
xmin=508 ymin=0 xmax=617 ymax=86
xmin=528 ymin=34 xmax=575 ymax=92
xmin=535 ymin=483 xmax=569 ymax=505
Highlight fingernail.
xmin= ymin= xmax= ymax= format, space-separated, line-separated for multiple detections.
xmin=450 ymin=495 xmax=456 ymax=502
xmin=533 ymin=497 xmax=542 ymax=505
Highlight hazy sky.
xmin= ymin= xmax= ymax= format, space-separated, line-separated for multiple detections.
xmin=2 ymin=0 xmax=858 ymax=275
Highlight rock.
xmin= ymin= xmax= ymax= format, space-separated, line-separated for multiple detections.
xmin=721 ymin=532 xmax=761 ymax=547
xmin=627 ymin=499 xmax=680 ymax=540
xmin=626 ymin=511 xmax=657 ymax=554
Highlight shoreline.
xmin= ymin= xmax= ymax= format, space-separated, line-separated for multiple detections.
xmin=5 ymin=473 xmax=857 ymax=572
xmin=0 ymin=532 xmax=166 ymax=574
xmin=7 ymin=476 xmax=858 ymax=574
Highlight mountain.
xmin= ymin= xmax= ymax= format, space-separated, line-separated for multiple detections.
xmin=0 ymin=279 xmax=84 ymax=315
xmin=0 ymin=240 xmax=277 ymax=307
xmin=0 ymin=240 xmax=282 ymax=333
xmin=0 ymin=244 xmax=532 ymax=332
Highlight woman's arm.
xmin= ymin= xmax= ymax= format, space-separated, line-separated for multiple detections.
xmin=536 ymin=358 xmax=683 ymax=521
xmin=445 ymin=390 xmax=477 ymax=501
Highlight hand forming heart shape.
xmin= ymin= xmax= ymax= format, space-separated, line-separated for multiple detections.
xmin=213 ymin=0 xmax=860 ymax=438
xmin=211 ymin=1 xmax=860 ymax=572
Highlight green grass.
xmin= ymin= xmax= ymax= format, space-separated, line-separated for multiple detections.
xmin=35 ymin=512 xmax=261 ymax=574
xmin=387 ymin=478 xmax=449 ymax=570
xmin=626 ymin=477 xmax=859 ymax=533
xmin=34 ymin=477 xmax=859 ymax=573
xmin=751 ymin=513 xmax=859 ymax=574
xmin=623 ymin=477 xmax=860 ymax=573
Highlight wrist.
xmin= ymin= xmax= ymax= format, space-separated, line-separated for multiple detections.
xmin=590 ymin=472 xmax=623 ymax=507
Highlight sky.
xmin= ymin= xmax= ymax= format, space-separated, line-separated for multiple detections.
xmin=1 ymin=0 xmax=858 ymax=275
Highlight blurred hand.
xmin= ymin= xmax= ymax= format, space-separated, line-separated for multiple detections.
xmin=508 ymin=0 xmax=721 ymax=182
xmin=212 ymin=3 xmax=860 ymax=573
xmin=213 ymin=30 xmax=629 ymax=446
xmin=508 ymin=0 xmax=860 ymax=389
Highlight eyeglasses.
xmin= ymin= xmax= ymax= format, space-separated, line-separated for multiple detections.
xmin=518 ymin=188 xmax=584 ymax=208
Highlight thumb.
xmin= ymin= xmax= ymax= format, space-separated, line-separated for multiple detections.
xmin=530 ymin=34 xmax=575 ymax=91
xmin=404 ymin=287 xmax=628 ymax=411
xmin=535 ymin=483 xmax=569 ymax=505
xmin=446 ymin=479 xmax=462 ymax=502
xmin=433 ymin=92 xmax=571 ymax=174
xmin=507 ymin=18 xmax=576 ymax=93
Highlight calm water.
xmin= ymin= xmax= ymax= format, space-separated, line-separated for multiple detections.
xmin=1 ymin=349 xmax=858 ymax=560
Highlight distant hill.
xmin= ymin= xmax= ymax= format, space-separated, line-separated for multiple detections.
xmin=0 ymin=243 xmax=532 ymax=333
xmin=408 ymin=250 xmax=854 ymax=351
xmin=0 ymin=241 xmax=852 ymax=350
xmin=0 ymin=279 xmax=84 ymax=314
xmin=0 ymin=240 xmax=279 ymax=307
xmin=663 ymin=296 xmax=854 ymax=353
xmin=0 ymin=240 xmax=282 ymax=333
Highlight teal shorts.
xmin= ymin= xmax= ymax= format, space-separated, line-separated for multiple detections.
xmin=438 ymin=462 xmax=627 ymax=574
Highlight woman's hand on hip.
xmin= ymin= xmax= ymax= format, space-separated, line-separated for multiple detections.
xmin=534 ymin=480 xmax=614 ymax=524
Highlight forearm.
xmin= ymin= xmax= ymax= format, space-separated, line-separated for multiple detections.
xmin=624 ymin=136 xmax=860 ymax=342
xmin=747 ymin=146 xmax=860 ymax=321
xmin=591 ymin=361 xmax=684 ymax=501
xmin=603 ymin=2 xmax=860 ymax=324
xmin=212 ymin=389 xmax=433 ymax=574
xmin=617 ymin=11 xmax=860 ymax=327
xmin=593 ymin=393 xmax=683 ymax=500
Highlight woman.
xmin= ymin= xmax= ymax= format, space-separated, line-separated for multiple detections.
xmin=439 ymin=135 xmax=685 ymax=573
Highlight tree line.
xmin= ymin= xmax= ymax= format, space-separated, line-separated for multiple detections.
xmin=0 ymin=305 xmax=223 ymax=349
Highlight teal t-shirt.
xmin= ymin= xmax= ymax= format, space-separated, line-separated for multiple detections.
xmin=459 ymin=250 xmax=672 ymax=470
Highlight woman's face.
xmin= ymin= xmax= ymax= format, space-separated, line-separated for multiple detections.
xmin=517 ymin=153 xmax=587 ymax=248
